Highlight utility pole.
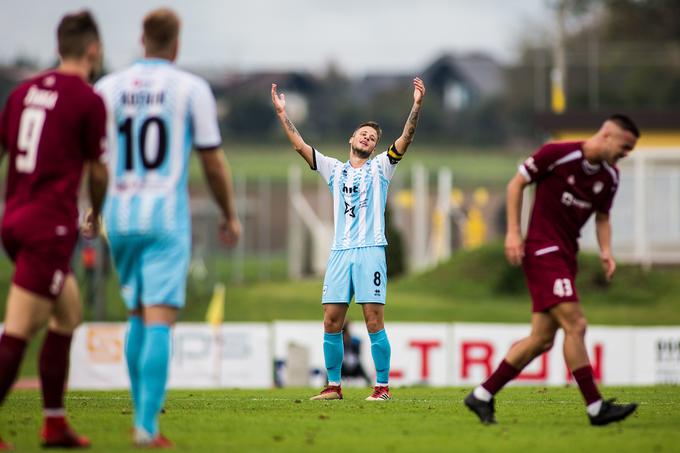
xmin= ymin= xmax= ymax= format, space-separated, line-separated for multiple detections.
xmin=551 ymin=0 xmax=568 ymax=114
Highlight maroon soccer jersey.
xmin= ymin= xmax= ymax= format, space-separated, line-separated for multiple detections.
xmin=0 ymin=70 xmax=106 ymax=226
xmin=0 ymin=70 xmax=106 ymax=299
xmin=520 ymin=141 xmax=619 ymax=259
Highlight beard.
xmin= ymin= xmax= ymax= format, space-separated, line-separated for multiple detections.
xmin=351 ymin=145 xmax=372 ymax=160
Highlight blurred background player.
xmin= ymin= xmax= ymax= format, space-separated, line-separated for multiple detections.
xmin=93 ymin=8 xmax=241 ymax=448
xmin=465 ymin=114 xmax=640 ymax=426
xmin=0 ymin=10 xmax=108 ymax=449
xmin=271 ymin=77 xmax=426 ymax=402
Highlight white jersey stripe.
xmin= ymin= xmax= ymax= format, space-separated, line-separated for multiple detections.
xmin=357 ymin=163 xmax=368 ymax=247
xmin=602 ymin=161 xmax=619 ymax=185
xmin=342 ymin=166 xmax=356 ymax=248
xmin=372 ymin=160 xmax=382 ymax=243
xmin=548 ymin=150 xmax=582 ymax=171
xmin=332 ymin=164 xmax=343 ymax=246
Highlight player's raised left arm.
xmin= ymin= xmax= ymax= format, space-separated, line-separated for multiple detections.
xmin=595 ymin=212 xmax=616 ymax=280
xmin=392 ymin=77 xmax=426 ymax=157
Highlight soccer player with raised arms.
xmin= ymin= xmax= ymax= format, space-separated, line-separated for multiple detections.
xmin=0 ymin=10 xmax=108 ymax=449
xmin=93 ymin=8 xmax=240 ymax=447
xmin=465 ymin=114 xmax=640 ymax=426
xmin=272 ymin=77 xmax=425 ymax=401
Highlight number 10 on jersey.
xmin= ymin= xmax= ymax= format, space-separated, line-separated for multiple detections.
xmin=118 ymin=116 xmax=168 ymax=171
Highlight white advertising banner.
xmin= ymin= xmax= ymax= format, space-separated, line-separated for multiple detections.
xmin=631 ymin=327 xmax=680 ymax=384
xmin=273 ymin=321 xmax=451 ymax=386
xmin=38 ymin=321 xmax=680 ymax=389
xmin=68 ymin=323 xmax=272 ymax=389
xmin=450 ymin=323 xmax=638 ymax=386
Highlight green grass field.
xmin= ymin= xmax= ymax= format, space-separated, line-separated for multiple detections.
xmin=1 ymin=387 xmax=677 ymax=452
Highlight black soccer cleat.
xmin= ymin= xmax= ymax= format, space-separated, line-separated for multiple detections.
xmin=464 ymin=392 xmax=497 ymax=425
xmin=588 ymin=399 xmax=638 ymax=426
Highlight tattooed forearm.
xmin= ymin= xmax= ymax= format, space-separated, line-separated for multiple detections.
xmin=404 ymin=107 xmax=420 ymax=142
xmin=284 ymin=116 xmax=300 ymax=136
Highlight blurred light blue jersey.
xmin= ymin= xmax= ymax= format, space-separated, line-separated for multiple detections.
xmin=95 ymin=58 xmax=221 ymax=236
xmin=312 ymin=148 xmax=398 ymax=250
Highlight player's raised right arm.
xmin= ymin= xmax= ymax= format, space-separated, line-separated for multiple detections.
xmin=271 ymin=84 xmax=314 ymax=167
xmin=505 ymin=172 xmax=529 ymax=266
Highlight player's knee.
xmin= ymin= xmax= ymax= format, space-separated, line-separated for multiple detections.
xmin=50 ymin=309 xmax=83 ymax=333
xmin=538 ymin=338 xmax=554 ymax=353
xmin=565 ymin=316 xmax=588 ymax=338
xmin=323 ymin=318 xmax=343 ymax=333
xmin=365 ymin=319 xmax=384 ymax=333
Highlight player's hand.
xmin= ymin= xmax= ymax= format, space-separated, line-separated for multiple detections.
xmin=219 ymin=216 xmax=241 ymax=247
xmin=80 ymin=209 xmax=101 ymax=239
xmin=600 ymin=251 xmax=616 ymax=281
xmin=505 ymin=231 xmax=524 ymax=266
xmin=271 ymin=84 xmax=286 ymax=114
xmin=413 ymin=77 xmax=426 ymax=105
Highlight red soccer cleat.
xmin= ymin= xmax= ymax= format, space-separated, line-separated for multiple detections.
xmin=365 ymin=385 xmax=392 ymax=401
xmin=133 ymin=428 xmax=173 ymax=449
xmin=310 ymin=385 xmax=343 ymax=400
xmin=41 ymin=417 xmax=91 ymax=448
xmin=0 ymin=436 xmax=13 ymax=451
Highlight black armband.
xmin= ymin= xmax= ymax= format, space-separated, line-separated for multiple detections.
xmin=387 ymin=143 xmax=403 ymax=164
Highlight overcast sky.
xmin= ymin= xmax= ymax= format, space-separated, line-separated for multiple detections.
xmin=0 ymin=0 xmax=553 ymax=75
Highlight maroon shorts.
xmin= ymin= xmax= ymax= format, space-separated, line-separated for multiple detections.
xmin=1 ymin=209 xmax=78 ymax=300
xmin=522 ymin=244 xmax=579 ymax=312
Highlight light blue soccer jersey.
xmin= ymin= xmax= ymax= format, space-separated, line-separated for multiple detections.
xmin=313 ymin=148 xmax=398 ymax=250
xmin=95 ymin=59 xmax=221 ymax=236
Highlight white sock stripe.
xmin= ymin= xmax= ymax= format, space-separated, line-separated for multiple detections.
xmin=43 ymin=408 xmax=66 ymax=417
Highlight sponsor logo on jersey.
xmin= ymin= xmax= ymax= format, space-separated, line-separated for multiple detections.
xmin=561 ymin=191 xmax=592 ymax=209
xmin=343 ymin=185 xmax=358 ymax=194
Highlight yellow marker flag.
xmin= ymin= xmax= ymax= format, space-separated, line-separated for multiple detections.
xmin=206 ymin=283 xmax=226 ymax=326
xmin=551 ymin=68 xmax=566 ymax=114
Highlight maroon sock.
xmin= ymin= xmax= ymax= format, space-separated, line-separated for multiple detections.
xmin=0 ymin=333 xmax=28 ymax=404
xmin=481 ymin=359 xmax=521 ymax=395
xmin=39 ymin=330 xmax=73 ymax=410
xmin=572 ymin=365 xmax=602 ymax=405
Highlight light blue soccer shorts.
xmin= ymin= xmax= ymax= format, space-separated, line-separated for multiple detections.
xmin=107 ymin=232 xmax=190 ymax=311
xmin=322 ymin=246 xmax=387 ymax=304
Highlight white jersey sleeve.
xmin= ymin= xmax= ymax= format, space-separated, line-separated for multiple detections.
xmin=190 ymin=78 xmax=221 ymax=150
xmin=313 ymin=148 xmax=342 ymax=184
xmin=374 ymin=151 xmax=398 ymax=181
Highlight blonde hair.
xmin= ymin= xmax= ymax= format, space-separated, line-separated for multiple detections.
xmin=143 ymin=8 xmax=180 ymax=56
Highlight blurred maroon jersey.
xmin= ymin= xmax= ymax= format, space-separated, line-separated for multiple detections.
xmin=519 ymin=141 xmax=619 ymax=259
xmin=0 ymin=70 xmax=106 ymax=298
xmin=0 ymin=70 xmax=106 ymax=225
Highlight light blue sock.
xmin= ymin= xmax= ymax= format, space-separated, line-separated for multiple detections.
xmin=323 ymin=332 xmax=344 ymax=384
xmin=125 ymin=316 xmax=144 ymax=418
xmin=136 ymin=324 xmax=171 ymax=436
xmin=369 ymin=329 xmax=391 ymax=385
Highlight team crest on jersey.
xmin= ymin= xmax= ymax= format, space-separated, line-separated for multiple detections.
xmin=43 ymin=75 xmax=55 ymax=87
xmin=567 ymin=175 xmax=575 ymax=185
xmin=593 ymin=181 xmax=604 ymax=194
